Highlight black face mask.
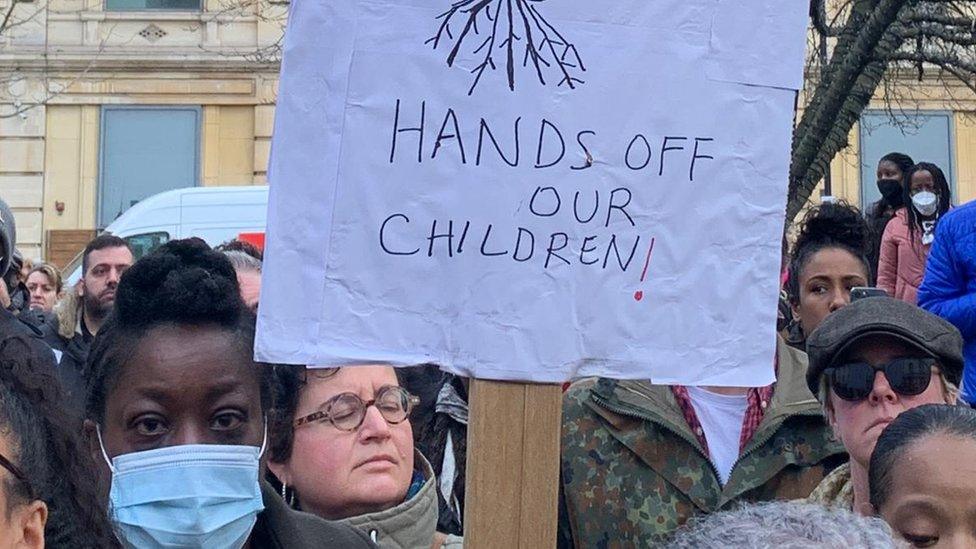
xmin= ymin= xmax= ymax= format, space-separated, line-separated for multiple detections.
xmin=877 ymin=178 xmax=904 ymax=208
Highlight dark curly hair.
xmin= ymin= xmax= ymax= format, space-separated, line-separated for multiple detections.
xmin=84 ymin=237 xmax=273 ymax=424
xmin=786 ymin=201 xmax=872 ymax=308
xmin=902 ymin=162 xmax=952 ymax=246
xmin=869 ymin=404 xmax=976 ymax=511
xmin=0 ymin=337 xmax=119 ymax=548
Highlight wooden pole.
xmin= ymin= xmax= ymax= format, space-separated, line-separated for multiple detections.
xmin=463 ymin=380 xmax=563 ymax=549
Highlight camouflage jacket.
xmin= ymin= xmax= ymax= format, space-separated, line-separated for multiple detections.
xmin=558 ymin=339 xmax=847 ymax=547
xmin=806 ymin=462 xmax=853 ymax=510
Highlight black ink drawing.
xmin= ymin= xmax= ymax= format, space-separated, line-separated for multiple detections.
xmin=426 ymin=0 xmax=586 ymax=95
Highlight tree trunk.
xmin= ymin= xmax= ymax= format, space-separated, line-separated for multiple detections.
xmin=788 ymin=0 xmax=913 ymax=221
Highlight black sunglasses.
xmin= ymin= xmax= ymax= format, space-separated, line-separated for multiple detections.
xmin=825 ymin=357 xmax=938 ymax=402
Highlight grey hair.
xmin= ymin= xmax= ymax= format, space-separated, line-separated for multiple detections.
xmin=666 ymin=502 xmax=905 ymax=549
xmin=222 ymin=250 xmax=262 ymax=273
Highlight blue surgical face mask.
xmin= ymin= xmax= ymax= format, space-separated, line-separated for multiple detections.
xmin=97 ymin=425 xmax=267 ymax=549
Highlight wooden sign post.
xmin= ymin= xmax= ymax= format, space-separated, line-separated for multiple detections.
xmin=464 ymin=380 xmax=564 ymax=548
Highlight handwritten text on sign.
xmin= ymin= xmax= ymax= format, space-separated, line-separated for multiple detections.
xmin=380 ymin=100 xmax=705 ymax=296
xmin=256 ymin=0 xmax=810 ymax=386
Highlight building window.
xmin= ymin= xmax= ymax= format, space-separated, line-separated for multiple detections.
xmin=98 ymin=106 xmax=201 ymax=229
xmin=106 ymin=0 xmax=200 ymax=11
xmin=859 ymin=111 xmax=955 ymax=208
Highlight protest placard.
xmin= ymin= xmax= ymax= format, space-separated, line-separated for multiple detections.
xmin=257 ymin=0 xmax=809 ymax=387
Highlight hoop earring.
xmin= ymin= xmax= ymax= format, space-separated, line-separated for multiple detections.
xmin=280 ymin=482 xmax=296 ymax=508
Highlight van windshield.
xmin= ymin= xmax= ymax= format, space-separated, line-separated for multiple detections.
xmin=125 ymin=232 xmax=170 ymax=261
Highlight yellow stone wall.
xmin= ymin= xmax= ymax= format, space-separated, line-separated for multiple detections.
xmin=43 ymin=106 xmax=99 ymax=232
xmin=828 ymin=125 xmax=862 ymax=206
xmin=202 ymin=105 xmax=256 ymax=186
xmin=955 ymin=112 xmax=976 ymax=202
xmin=0 ymin=108 xmax=47 ymax=259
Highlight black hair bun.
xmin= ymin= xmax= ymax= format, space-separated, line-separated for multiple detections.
xmin=794 ymin=201 xmax=870 ymax=257
xmin=115 ymin=237 xmax=244 ymax=328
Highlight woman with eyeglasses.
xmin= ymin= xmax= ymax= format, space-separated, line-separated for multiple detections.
xmin=81 ymin=239 xmax=373 ymax=548
xmin=268 ymin=364 xmax=464 ymax=548
xmin=804 ymin=297 xmax=962 ymax=515
xmin=0 ymin=336 xmax=118 ymax=548
xmin=870 ymin=404 xmax=976 ymax=548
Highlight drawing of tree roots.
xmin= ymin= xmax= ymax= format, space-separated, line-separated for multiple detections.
xmin=426 ymin=0 xmax=586 ymax=96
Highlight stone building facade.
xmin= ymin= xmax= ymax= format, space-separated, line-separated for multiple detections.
xmin=1 ymin=0 xmax=283 ymax=261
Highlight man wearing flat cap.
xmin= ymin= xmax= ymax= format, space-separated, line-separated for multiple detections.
xmin=805 ymin=296 xmax=962 ymax=515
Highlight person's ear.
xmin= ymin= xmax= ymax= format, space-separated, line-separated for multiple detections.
xmin=267 ymin=460 xmax=291 ymax=487
xmin=824 ymin=399 xmax=842 ymax=443
xmin=75 ymin=279 xmax=85 ymax=298
xmin=13 ymin=499 xmax=47 ymax=549
xmin=83 ymin=419 xmax=105 ymax=468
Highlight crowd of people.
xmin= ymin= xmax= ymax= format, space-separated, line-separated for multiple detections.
xmin=0 ymin=150 xmax=973 ymax=548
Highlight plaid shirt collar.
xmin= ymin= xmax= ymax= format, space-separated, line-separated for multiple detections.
xmin=670 ymin=359 xmax=777 ymax=455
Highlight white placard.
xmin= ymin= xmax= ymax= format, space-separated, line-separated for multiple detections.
xmin=257 ymin=0 xmax=809 ymax=386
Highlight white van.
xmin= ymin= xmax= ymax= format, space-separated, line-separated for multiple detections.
xmin=64 ymin=185 xmax=268 ymax=284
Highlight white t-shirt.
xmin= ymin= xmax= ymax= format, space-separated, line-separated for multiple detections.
xmin=686 ymin=386 xmax=749 ymax=485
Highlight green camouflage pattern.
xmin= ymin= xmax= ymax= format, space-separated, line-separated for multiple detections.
xmin=558 ymin=340 xmax=847 ymax=548
xmin=806 ymin=462 xmax=854 ymax=510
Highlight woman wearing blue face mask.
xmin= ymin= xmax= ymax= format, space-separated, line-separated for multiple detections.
xmin=877 ymin=162 xmax=952 ymax=305
xmin=81 ymin=238 xmax=374 ymax=549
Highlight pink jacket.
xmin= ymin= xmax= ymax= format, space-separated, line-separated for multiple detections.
xmin=877 ymin=208 xmax=930 ymax=304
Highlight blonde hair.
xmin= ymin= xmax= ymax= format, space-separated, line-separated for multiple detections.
xmin=27 ymin=263 xmax=63 ymax=294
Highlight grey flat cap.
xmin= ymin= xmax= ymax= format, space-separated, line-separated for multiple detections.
xmin=806 ymin=296 xmax=964 ymax=396
xmin=0 ymin=198 xmax=15 ymax=277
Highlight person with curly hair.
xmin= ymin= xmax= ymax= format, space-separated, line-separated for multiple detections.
xmin=81 ymin=238 xmax=374 ymax=548
xmin=0 ymin=336 xmax=118 ymax=548
xmin=785 ymin=201 xmax=873 ymax=348
xmin=877 ymin=162 xmax=953 ymax=304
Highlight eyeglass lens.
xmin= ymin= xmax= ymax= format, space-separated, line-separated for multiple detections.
xmin=328 ymin=386 xmax=413 ymax=431
xmin=830 ymin=358 xmax=934 ymax=401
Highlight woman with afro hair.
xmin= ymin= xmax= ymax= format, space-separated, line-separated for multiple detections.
xmin=81 ymin=238 xmax=374 ymax=548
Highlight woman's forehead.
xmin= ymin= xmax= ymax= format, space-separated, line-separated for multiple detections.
xmin=113 ymin=326 xmax=258 ymax=397
xmin=305 ymin=365 xmax=398 ymax=397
